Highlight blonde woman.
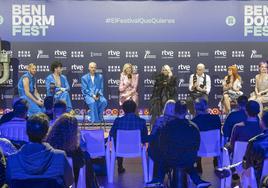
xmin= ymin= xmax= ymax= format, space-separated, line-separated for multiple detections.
xmin=150 ymin=65 xmax=177 ymax=124
xmin=151 ymin=100 xmax=176 ymax=134
xmin=46 ymin=113 xmax=99 ymax=188
xmin=119 ymin=63 xmax=139 ymax=106
xmin=249 ymin=62 xmax=268 ymax=115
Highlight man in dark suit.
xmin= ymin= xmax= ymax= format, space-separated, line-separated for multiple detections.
xmin=109 ymin=100 xmax=148 ymax=174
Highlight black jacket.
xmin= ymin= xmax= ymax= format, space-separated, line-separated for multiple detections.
xmin=243 ymin=129 xmax=268 ymax=182
xmin=158 ymin=118 xmax=200 ymax=168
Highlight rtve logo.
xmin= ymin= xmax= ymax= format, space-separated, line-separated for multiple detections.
xmin=214 ymin=50 xmax=227 ymax=59
xmin=54 ymin=50 xmax=67 ymax=58
xmin=161 ymin=50 xmax=174 ymax=59
xmin=108 ymin=50 xmax=120 ymax=59
xmin=71 ymin=64 xmax=84 ymax=71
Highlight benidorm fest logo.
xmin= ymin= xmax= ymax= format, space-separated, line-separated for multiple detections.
xmin=244 ymin=5 xmax=268 ymax=37
xmin=12 ymin=4 xmax=55 ymax=36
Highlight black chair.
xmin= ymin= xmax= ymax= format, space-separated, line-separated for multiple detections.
xmin=9 ymin=178 xmax=64 ymax=188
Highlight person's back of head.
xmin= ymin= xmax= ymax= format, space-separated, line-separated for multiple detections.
xmin=163 ymin=100 xmax=176 ymax=117
xmin=47 ymin=113 xmax=79 ymax=153
xmin=175 ymin=100 xmax=188 ymax=118
xmin=13 ymin=99 xmax=28 ymax=119
xmin=27 ymin=113 xmax=49 ymax=143
xmin=194 ymin=98 xmax=208 ymax=115
xmin=246 ymin=100 xmax=260 ymax=118
xmin=122 ymin=100 xmax=136 ymax=114
xmin=53 ymin=100 xmax=67 ymax=119
xmin=44 ymin=96 xmax=54 ymax=111
xmin=237 ymin=95 xmax=248 ymax=110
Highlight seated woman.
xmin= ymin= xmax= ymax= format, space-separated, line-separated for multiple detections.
xmin=119 ymin=63 xmax=139 ymax=106
xmin=46 ymin=113 xmax=99 ymax=188
xmin=150 ymin=65 xmax=177 ymax=125
xmin=221 ymin=65 xmax=243 ymax=114
xmin=249 ymin=62 xmax=268 ymax=115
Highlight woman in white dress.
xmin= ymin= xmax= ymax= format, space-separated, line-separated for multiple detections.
xmin=222 ymin=65 xmax=243 ymax=114
xmin=249 ymin=62 xmax=268 ymax=115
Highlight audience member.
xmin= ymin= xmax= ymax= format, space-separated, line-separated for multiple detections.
xmin=6 ymin=113 xmax=73 ymax=187
xmin=0 ymin=99 xmax=28 ymax=127
xmin=242 ymin=111 xmax=268 ymax=184
xmin=44 ymin=96 xmax=54 ymax=121
xmin=227 ymin=100 xmax=262 ymax=153
xmin=0 ymin=97 xmax=22 ymax=125
xmin=192 ymin=98 xmax=222 ymax=173
xmin=0 ymin=138 xmax=17 ymax=156
xmin=0 ymin=149 xmax=6 ymax=187
xmin=109 ymin=100 xmax=148 ymax=174
xmin=217 ymin=111 xmax=268 ymax=186
xmin=153 ymin=100 xmax=211 ymax=187
xmin=223 ymin=95 xmax=248 ymax=140
xmin=0 ymin=99 xmax=29 ymax=146
xmin=147 ymin=100 xmax=176 ymax=183
xmin=46 ymin=113 xmax=100 ymax=188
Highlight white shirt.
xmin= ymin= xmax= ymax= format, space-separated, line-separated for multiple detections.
xmin=90 ymin=75 xmax=95 ymax=84
xmin=189 ymin=73 xmax=211 ymax=94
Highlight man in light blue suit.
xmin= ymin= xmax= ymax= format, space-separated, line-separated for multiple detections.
xmin=45 ymin=61 xmax=72 ymax=112
xmin=81 ymin=62 xmax=107 ymax=123
xmin=17 ymin=63 xmax=43 ymax=116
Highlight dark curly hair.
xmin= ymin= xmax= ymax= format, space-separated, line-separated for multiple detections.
xmin=50 ymin=61 xmax=62 ymax=73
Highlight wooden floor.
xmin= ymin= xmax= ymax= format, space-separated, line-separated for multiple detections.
xmin=98 ymin=158 xmax=220 ymax=188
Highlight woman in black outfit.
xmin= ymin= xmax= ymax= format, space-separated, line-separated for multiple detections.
xmin=150 ymin=65 xmax=177 ymax=126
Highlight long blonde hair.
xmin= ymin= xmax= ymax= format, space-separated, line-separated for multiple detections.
xmin=162 ymin=65 xmax=173 ymax=78
xmin=46 ymin=113 xmax=79 ymax=152
xmin=122 ymin=63 xmax=133 ymax=75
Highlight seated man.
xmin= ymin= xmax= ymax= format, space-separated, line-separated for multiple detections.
xmin=222 ymin=95 xmax=248 ymax=141
xmin=17 ymin=63 xmax=43 ymax=116
xmin=227 ymin=100 xmax=262 ymax=153
xmin=187 ymin=64 xmax=211 ymax=115
xmin=192 ymin=98 xmax=222 ymax=173
xmin=217 ymin=111 xmax=268 ymax=186
xmin=81 ymin=62 xmax=107 ymax=123
xmin=109 ymin=100 xmax=148 ymax=174
xmin=46 ymin=61 xmax=72 ymax=112
xmin=152 ymin=100 xmax=211 ymax=187
xmin=242 ymin=111 xmax=268 ymax=184
xmin=0 ymin=99 xmax=29 ymax=146
xmin=6 ymin=113 xmax=73 ymax=187
xmin=0 ymin=99 xmax=28 ymax=128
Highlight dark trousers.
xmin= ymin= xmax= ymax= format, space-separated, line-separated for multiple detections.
xmin=186 ymin=92 xmax=208 ymax=115
xmin=117 ymin=157 xmax=124 ymax=169
xmin=156 ymin=163 xmax=203 ymax=186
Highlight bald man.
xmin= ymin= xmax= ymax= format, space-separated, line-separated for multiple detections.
xmin=17 ymin=64 xmax=43 ymax=116
xmin=81 ymin=62 xmax=107 ymax=123
xmin=187 ymin=64 xmax=211 ymax=115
